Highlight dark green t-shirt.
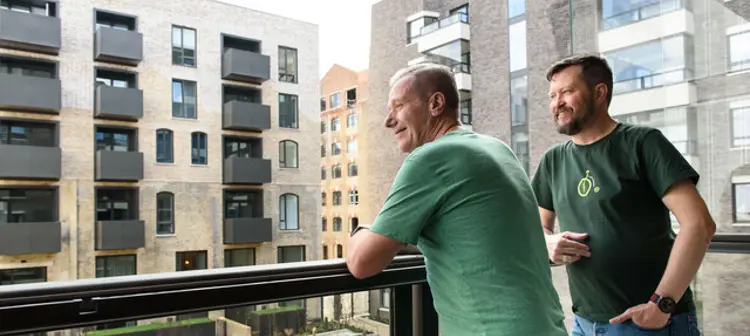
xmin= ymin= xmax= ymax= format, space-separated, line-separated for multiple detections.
xmin=531 ymin=123 xmax=698 ymax=322
xmin=370 ymin=129 xmax=567 ymax=335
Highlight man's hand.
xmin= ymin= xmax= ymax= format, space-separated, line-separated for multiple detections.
xmin=546 ymin=232 xmax=591 ymax=264
xmin=610 ymin=302 xmax=670 ymax=329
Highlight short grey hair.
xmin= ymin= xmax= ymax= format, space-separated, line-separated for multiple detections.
xmin=389 ymin=63 xmax=460 ymax=112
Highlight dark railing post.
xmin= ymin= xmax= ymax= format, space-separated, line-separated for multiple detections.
xmin=390 ymin=284 xmax=413 ymax=335
xmin=416 ymin=283 xmax=439 ymax=336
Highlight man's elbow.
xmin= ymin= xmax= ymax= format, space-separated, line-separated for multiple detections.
xmin=346 ymin=257 xmax=377 ymax=280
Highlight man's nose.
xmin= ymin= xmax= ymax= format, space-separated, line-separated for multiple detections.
xmin=383 ymin=111 xmax=394 ymax=128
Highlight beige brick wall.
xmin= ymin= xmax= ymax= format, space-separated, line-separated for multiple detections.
xmin=0 ymin=0 xmax=321 ymax=280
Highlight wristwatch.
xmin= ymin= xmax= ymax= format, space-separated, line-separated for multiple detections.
xmin=649 ymin=293 xmax=676 ymax=314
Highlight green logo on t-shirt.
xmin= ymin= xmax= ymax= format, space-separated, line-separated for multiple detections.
xmin=577 ymin=170 xmax=600 ymax=197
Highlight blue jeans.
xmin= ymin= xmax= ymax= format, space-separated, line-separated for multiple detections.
xmin=571 ymin=312 xmax=701 ymax=336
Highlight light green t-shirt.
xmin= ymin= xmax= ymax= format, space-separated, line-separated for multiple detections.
xmin=370 ymin=129 xmax=567 ymax=336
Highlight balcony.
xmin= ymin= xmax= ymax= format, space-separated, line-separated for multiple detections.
xmin=0 ymin=9 xmax=61 ymax=54
xmin=95 ymin=150 xmax=144 ymax=181
xmin=414 ymin=13 xmax=470 ymax=54
xmin=0 ymin=144 xmax=61 ymax=180
xmin=95 ymin=220 xmax=145 ymax=250
xmin=453 ymin=63 xmax=472 ymax=92
xmin=94 ymin=26 xmax=143 ymax=65
xmin=222 ymin=100 xmax=271 ymax=131
xmin=0 ymin=221 xmax=61 ymax=255
xmin=0 ymin=235 xmax=748 ymax=335
xmin=95 ymin=85 xmax=144 ymax=120
xmin=598 ymin=9 xmax=693 ymax=52
xmin=609 ymin=73 xmax=696 ymax=116
xmin=0 ymin=73 xmax=61 ymax=114
xmin=601 ymin=0 xmax=685 ymax=31
xmin=221 ymin=48 xmax=271 ymax=84
xmin=223 ymin=156 xmax=271 ymax=185
xmin=224 ymin=217 xmax=272 ymax=244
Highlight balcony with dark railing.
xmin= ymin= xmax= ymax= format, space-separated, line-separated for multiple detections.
xmin=0 ymin=235 xmax=748 ymax=336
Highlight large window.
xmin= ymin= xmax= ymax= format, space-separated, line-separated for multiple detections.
xmin=225 ymin=248 xmax=255 ymax=267
xmin=225 ymin=137 xmax=262 ymax=159
xmin=348 ymin=162 xmax=358 ymax=177
xmin=333 ymin=217 xmax=342 ymax=232
xmin=349 ymin=190 xmax=359 ymax=205
xmin=95 ymin=69 xmax=136 ymax=88
xmin=156 ymin=192 xmax=174 ymax=235
xmin=279 ymin=140 xmax=298 ymax=168
xmin=605 ymin=35 xmax=689 ymax=94
xmin=96 ymin=255 xmax=136 ymax=278
xmin=278 ymin=246 xmax=305 ymax=263
xmin=734 ymin=183 xmax=750 ymax=223
xmin=509 ymin=20 xmax=527 ymax=72
xmin=616 ymin=107 xmax=696 ymax=154
xmin=459 ymin=100 xmax=472 ymax=125
xmin=508 ymin=0 xmax=525 ymax=18
xmin=155 ymin=129 xmax=173 ymax=163
xmin=95 ymin=10 xmax=135 ymax=31
xmin=278 ymin=46 xmax=298 ymax=83
xmin=172 ymin=26 xmax=196 ymax=67
xmin=0 ymin=267 xmax=46 ymax=285
xmin=176 ymin=251 xmax=207 ymax=271
xmin=96 ymin=127 xmax=136 ymax=152
xmin=0 ymin=56 xmax=55 ymax=79
xmin=191 ymin=132 xmax=207 ymax=165
xmin=332 ymin=164 xmax=342 ymax=178
xmin=280 ymin=193 xmax=299 ymax=230
xmin=0 ymin=120 xmax=55 ymax=147
xmin=601 ymin=0 xmax=683 ymax=30
xmin=331 ymin=142 xmax=342 ymax=156
xmin=224 ymin=190 xmax=262 ymax=219
xmin=729 ymin=31 xmax=750 ymax=73
xmin=279 ymin=93 xmax=299 ymax=128
xmin=731 ymin=107 xmax=750 ymax=148
xmin=95 ymin=188 xmax=137 ymax=221
xmin=172 ymin=79 xmax=197 ymax=119
xmin=0 ymin=188 xmax=56 ymax=223
xmin=510 ymin=76 xmax=528 ymax=127
xmin=511 ymin=132 xmax=530 ymax=174
xmin=332 ymin=191 xmax=342 ymax=206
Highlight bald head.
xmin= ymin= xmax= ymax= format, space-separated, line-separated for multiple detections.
xmin=389 ymin=63 xmax=460 ymax=119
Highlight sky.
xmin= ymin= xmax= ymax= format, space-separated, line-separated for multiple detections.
xmin=216 ymin=0 xmax=377 ymax=78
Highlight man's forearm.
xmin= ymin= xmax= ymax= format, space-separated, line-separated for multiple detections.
xmin=655 ymin=224 xmax=713 ymax=302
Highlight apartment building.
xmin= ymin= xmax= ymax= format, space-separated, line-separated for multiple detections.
xmin=0 ymin=0 xmax=321 ymax=330
xmin=366 ymin=0 xmax=750 ymax=333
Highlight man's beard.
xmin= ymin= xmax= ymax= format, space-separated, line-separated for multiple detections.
xmin=555 ymin=96 xmax=595 ymax=136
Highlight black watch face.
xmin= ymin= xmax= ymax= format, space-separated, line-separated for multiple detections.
xmin=658 ymin=297 xmax=676 ymax=313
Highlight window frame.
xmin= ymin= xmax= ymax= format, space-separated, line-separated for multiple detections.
xmin=155 ymin=129 xmax=173 ymax=163
xmin=279 ymin=140 xmax=299 ymax=168
xmin=278 ymin=46 xmax=298 ymax=83
xmin=730 ymin=107 xmax=750 ymax=148
xmin=278 ymin=93 xmax=299 ymax=129
xmin=733 ymin=183 xmax=750 ymax=223
xmin=172 ymin=79 xmax=197 ymax=119
xmin=279 ymin=193 xmax=300 ymax=230
xmin=156 ymin=192 xmax=175 ymax=235
xmin=191 ymin=131 xmax=208 ymax=165
xmin=171 ymin=25 xmax=197 ymax=67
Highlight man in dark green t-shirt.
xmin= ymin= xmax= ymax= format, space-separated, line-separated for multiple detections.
xmin=346 ymin=63 xmax=567 ymax=335
xmin=532 ymin=54 xmax=716 ymax=335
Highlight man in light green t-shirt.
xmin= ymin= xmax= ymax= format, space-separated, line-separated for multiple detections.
xmin=345 ymin=63 xmax=567 ymax=335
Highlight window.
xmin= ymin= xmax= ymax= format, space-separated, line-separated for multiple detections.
xmin=331 ymin=142 xmax=342 ymax=156
xmin=321 ymin=166 xmax=326 ymax=180
xmin=508 ymin=0 xmax=525 ymax=18
xmin=95 ymin=69 xmax=136 ymax=88
xmin=336 ymin=244 xmax=343 ymax=258
xmin=601 ymin=0 xmax=683 ymax=30
xmin=0 ymin=120 xmax=55 ymax=147
xmin=155 ymin=129 xmax=173 ymax=163
xmin=279 ymin=193 xmax=299 ymax=230
xmin=605 ymin=35 xmax=689 ymax=94
xmin=330 ymin=93 xmax=341 ymax=109
xmin=96 ymin=127 xmax=136 ymax=152
xmin=279 ymin=93 xmax=299 ymax=128
xmin=332 ymin=164 xmax=342 ymax=178
xmin=331 ymin=117 xmax=341 ymax=132
xmin=96 ymin=188 xmax=137 ymax=221
xmin=225 ymin=137 xmax=262 ymax=159
xmin=333 ymin=217 xmax=342 ymax=232
xmin=323 ymin=245 xmax=328 ymax=259
xmin=348 ymin=162 xmax=358 ymax=177
xmin=511 ymin=132 xmax=530 ymax=174
xmin=349 ymin=190 xmax=359 ymax=205
xmin=0 ymin=188 xmax=56 ymax=223
xmin=381 ymin=288 xmax=391 ymax=309
xmin=459 ymin=100 xmax=472 ymax=125
xmin=278 ymin=246 xmax=305 ymax=263
xmin=0 ymin=56 xmax=55 ymax=79
xmin=616 ymin=107 xmax=696 ymax=154
xmin=509 ymin=20 xmax=527 ymax=72
xmin=156 ymin=192 xmax=174 ymax=235
xmin=278 ymin=46 xmax=298 ymax=83
xmin=346 ymin=88 xmax=357 ymax=108
xmin=510 ymin=76 xmax=528 ymax=127
xmin=321 ymin=145 xmax=326 ymax=157
xmin=0 ymin=1 xmax=56 ymax=16
xmin=733 ymin=183 xmax=749 ymax=223
xmin=347 ymin=140 xmax=357 ymax=154
xmin=224 ymin=190 xmax=263 ymax=219
xmin=279 ymin=140 xmax=298 ymax=168
xmin=731 ymin=107 xmax=750 ymax=147
xmin=332 ymin=191 xmax=342 ymax=206
xmin=320 ymin=98 xmax=326 ymax=112
xmin=406 ymin=16 xmax=437 ymax=43
xmin=96 ymin=255 xmax=136 ymax=277
xmin=347 ymin=113 xmax=357 ymax=128
xmin=223 ymin=85 xmax=261 ymax=104
xmin=225 ymin=248 xmax=255 ymax=267
xmin=172 ymin=26 xmax=196 ymax=67
xmin=176 ymin=251 xmax=207 ymax=271
xmin=321 ymin=121 xmax=326 ymax=134
xmin=191 ymin=132 xmax=207 ymax=165
xmin=321 ymin=192 xmax=326 ymax=206
xmin=351 ymin=217 xmax=359 ymax=232
xmin=322 ymin=217 xmax=327 ymax=231
xmin=95 ymin=11 xmax=135 ymax=31
xmin=172 ymin=79 xmax=197 ymax=119
xmin=729 ymin=31 xmax=750 ymax=73
xmin=0 ymin=267 xmax=46 ymax=285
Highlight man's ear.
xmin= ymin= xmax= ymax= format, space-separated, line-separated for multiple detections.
xmin=429 ymin=92 xmax=445 ymax=117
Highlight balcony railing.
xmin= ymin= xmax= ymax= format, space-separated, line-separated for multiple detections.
xmin=602 ymin=0 xmax=684 ymax=30
xmin=0 ymin=235 xmax=747 ymax=335
xmin=419 ymin=12 xmax=468 ymax=37
xmin=613 ymin=68 xmax=692 ymax=94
